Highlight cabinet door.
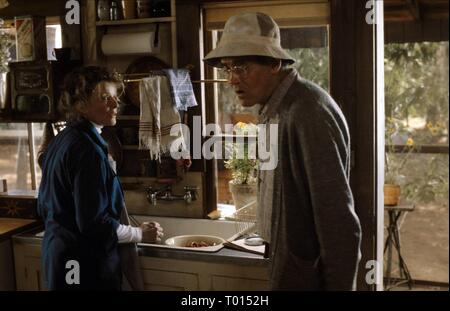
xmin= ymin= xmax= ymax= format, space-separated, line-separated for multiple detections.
xmin=23 ymin=256 xmax=46 ymax=291
xmin=0 ymin=239 xmax=16 ymax=290
xmin=211 ymin=275 xmax=269 ymax=291
xmin=141 ymin=269 xmax=199 ymax=291
xmin=13 ymin=242 xmax=46 ymax=291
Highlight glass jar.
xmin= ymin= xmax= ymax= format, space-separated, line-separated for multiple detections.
xmin=136 ymin=0 xmax=152 ymax=18
xmin=97 ymin=0 xmax=111 ymax=21
xmin=110 ymin=0 xmax=120 ymax=21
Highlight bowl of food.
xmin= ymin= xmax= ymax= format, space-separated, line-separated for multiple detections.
xmin=165 ymin=235 xmax=226 ymax=248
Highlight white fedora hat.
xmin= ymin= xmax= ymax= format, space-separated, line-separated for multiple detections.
xmin=203 ymin=12 xmax=295 ymax=67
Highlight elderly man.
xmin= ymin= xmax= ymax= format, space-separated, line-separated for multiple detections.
xmin=204 ymin=12 xmax=362 ymax=291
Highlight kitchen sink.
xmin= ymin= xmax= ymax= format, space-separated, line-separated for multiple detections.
xmin=35 ymin=215 xmax=254 ymax=253
xmin=131 ymin=215 xmax=253 ymax=252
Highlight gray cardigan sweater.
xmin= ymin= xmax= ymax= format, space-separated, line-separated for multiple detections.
xmin=268 ymin=71 xmax=362 ymax=291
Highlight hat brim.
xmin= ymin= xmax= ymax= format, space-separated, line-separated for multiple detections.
xmin=203 ymin=41 xmax=295 ymax=68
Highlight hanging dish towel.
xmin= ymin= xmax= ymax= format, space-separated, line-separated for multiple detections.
xmin=139 ymin=76 xmax=185 ymax=161
xmin=162 ymin=69 xmax=198 ymax=111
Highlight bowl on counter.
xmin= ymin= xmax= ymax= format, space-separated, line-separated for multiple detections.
xmin=165 ymin=235 xmax=226 ymax=249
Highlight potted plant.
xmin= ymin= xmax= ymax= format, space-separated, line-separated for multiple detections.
xmin=384 ymin=117 xmax=418 ymax=206
xmin=224 ymin=122 xmax=259 ymax=210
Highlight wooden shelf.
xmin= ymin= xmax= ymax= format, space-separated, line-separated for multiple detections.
xmin=95 ymin=0 xmax=177 ymax=67
xmin=96 ymin=17 xmax=175 ymax=26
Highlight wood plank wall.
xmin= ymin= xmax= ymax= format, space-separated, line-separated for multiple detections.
xmin=386 ymin=19 xmax=449 ymax=43
xmin=0 ymin=0 xmax=67 ymax=19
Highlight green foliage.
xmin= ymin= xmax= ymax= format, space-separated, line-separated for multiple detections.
xmin=288 ymin=47 xmax=329 ymax=91
xmin=391 ymin=153 xmax=449 ymax=204
xmin=224 ymin=123 xmax=258 ymax=185
xmin=385 ymin=42 xmax=449 ymax=204
xmin=385 ymin=42 xmax=449 ymax=145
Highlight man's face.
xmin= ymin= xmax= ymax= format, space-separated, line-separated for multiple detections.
xmin=80 ymin=81 xmax=120 ymax=126
xmin=220 ymin=57 xmax=280 ymax=107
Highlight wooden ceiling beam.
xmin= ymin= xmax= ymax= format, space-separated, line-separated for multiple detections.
xmin=385 ymin=0 xmax=448 ymax=22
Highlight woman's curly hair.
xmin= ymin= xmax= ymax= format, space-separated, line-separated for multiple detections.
xmin=58 ymin=66 xmax=123 ymax=122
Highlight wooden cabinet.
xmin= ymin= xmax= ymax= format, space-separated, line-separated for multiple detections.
xmin=12 ymin=237 xmax=268 ymax=291
xmin=140 ymin=256 xmax=269 ymax=291
xmin=0 ymin=239 xmax=16 ymax=290
xmin=12 ymin=240 xmax=46 ymax=291
xmin=142 ymin=268 xmax=199 ymax=291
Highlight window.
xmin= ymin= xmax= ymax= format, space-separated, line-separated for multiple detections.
xmin=385 ymin=42 xmax=449 ymax=203
xmin=46 ymin=24 xmax=63 ymax=61
xmin=0 ymin=17 xmax=62 ymax=191
xmin=0 ymin=17 xmax=63 ymax=63
xmin=202 ymin=1 xmax=330 ymax=210
xmin=384 ymin=41 xmax=449 ymax=283
xmin=0 ymin=123 xmax=45 ymax=191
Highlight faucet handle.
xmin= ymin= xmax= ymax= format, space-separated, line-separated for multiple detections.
xmin=145 ymin=186 xmax=158 ymax=206
xmin=184 ymin=186 xmax=199 ymax=203
xmin=184 ymin=192 xmax=192 ymax=204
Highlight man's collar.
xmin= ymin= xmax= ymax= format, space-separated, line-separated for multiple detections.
xmin=259 ymin=68 xmax=297 ymax=122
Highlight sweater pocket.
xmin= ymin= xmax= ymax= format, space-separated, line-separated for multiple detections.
xmin=274 ymin=251 xmax=322 ymax=290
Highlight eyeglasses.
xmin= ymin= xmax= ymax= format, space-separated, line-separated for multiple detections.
xmin=219 ymin=64 xmax=249 ymax=79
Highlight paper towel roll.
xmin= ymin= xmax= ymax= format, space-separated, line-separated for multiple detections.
xmin=101 ymin=32 xmax=160 ymax=55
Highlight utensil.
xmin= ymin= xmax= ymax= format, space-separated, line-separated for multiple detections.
xmin=222 ymin=241 xmax=265 ymax=256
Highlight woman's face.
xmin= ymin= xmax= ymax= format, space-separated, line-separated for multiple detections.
xmin=80 ymin=81 xmax=120 ymax=126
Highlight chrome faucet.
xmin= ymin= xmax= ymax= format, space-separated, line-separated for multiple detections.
xmin=146 ymin=185 xmax=199 ymax=206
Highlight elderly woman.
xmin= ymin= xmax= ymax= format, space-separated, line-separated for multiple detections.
xmin=38 ymin=66 xmax=162 ymax=290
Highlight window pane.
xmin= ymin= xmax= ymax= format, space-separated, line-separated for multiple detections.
xmin=384 ymin=41 xmax=449 ymax=284
xmin=384 ymin=42 xmax=449 ymax=202
xmin=385 ymin=42 xmax=449 ymax=146
xmin=46 ymin=24 xmax=62 ymax=61
xmin=214 ymin=26 xmax=329 ymax=132
xmin=281 ymin=27 xmax=329 ymax=91
xmin=1 ymin=19 xmax=62 ymax=63
xmin=0 ymin=123 xmax=31 ymax=190
xmin=33 ymin=123 xmax=45 ymax=187
xmin=388 ymin=153 xmax=448 ymax=204
xmin=217 ymin=159 xmax=234 ymax=205
xmin=385 ymin=153 xmax=449 ymax=283
xmin=213 ymin=26 xmax=330 ymax=208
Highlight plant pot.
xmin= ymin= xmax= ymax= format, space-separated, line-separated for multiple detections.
xmin=384 ymin=184 xmax=401 ymax=206
xmin=229 ymin=181 xmax=257 ymax=210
